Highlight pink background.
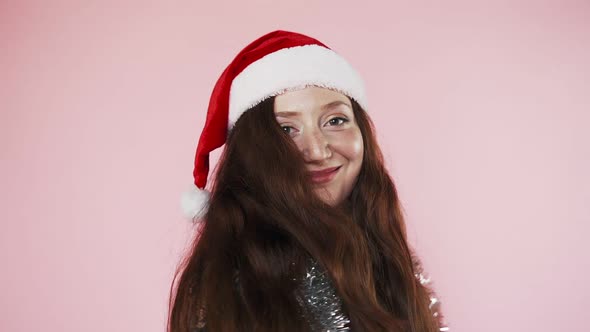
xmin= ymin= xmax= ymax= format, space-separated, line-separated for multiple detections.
xmin=2 ymin=0 xmax=589 ymax=331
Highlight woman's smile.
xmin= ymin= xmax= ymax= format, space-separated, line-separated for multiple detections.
xmin=309 ymin=166 xmax=341 ymax=184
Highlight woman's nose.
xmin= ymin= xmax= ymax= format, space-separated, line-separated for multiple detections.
xmin=300 ymin=129 xmax=332 ymax=163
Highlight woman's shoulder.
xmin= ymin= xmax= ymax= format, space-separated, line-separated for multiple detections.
xmin=411 ymin=252 xmax=450 ymax=331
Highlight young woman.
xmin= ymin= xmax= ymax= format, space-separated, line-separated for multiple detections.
xmin=169 ymin=30 xmax=448 ymax=332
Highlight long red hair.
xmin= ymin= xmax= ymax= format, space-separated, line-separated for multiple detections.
xmin=168 ymin=97 xmax=443 ymax=331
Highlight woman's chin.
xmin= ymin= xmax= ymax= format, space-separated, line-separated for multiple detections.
xmin=315 ymin=189 xmax=342 ymax=207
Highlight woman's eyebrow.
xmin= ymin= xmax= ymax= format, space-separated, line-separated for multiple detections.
xmin=321 ymin=100 xmax=352 ymax=111
xmin=275 ymin=111 xmax=300 ymax=117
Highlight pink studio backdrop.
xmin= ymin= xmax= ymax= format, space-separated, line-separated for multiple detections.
xmin=2 ymin=1 xmax=589 ymax=331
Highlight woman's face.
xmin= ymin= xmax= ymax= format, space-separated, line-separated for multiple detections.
xmin=274 ymin=86 xmax=364 ymax=206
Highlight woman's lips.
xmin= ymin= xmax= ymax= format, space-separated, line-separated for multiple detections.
xmin=309 ymin=166 xmax=341 ymax=184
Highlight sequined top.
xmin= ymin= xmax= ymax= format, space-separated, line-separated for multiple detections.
xmin=295 ymin=259 xmax=351 ymax=331
xmin=194 ymin=258 xmax=449 ymax=331
xmin=412 ymin=258 xmax=450 ymax=332
xmin=294 ymin=258 xmax=449 ymax=331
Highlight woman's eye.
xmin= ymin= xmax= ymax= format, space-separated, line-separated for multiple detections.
xmin=281 ymin=126 xmax=294 ymax=134
xmin=327 ymin=117 xmax=348 ymax=126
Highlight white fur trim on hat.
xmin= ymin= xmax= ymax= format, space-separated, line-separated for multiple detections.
xmin=228 ymin=44 xmax=367 ymax=127
xmin=180 ymin=185 xmax=210 ymax=222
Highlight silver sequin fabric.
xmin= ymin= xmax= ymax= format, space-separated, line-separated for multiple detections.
xmin=296 ymin=258 xmax=449 ymax=332
xmin=414 ymin=262 xmax=450 ymax=332
xmin=295 ymin=259 xmax=351 ymax=331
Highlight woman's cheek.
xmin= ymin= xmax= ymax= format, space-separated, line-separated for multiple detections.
xmin=331 ymin=129 xmax=363 ymax=159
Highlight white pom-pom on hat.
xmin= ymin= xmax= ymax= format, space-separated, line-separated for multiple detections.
xmin=181 ymin=184 xmax=210 ymax=222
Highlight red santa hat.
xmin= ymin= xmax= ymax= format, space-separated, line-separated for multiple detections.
xmin=181 ymin=30 xmax=368 ymax=222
